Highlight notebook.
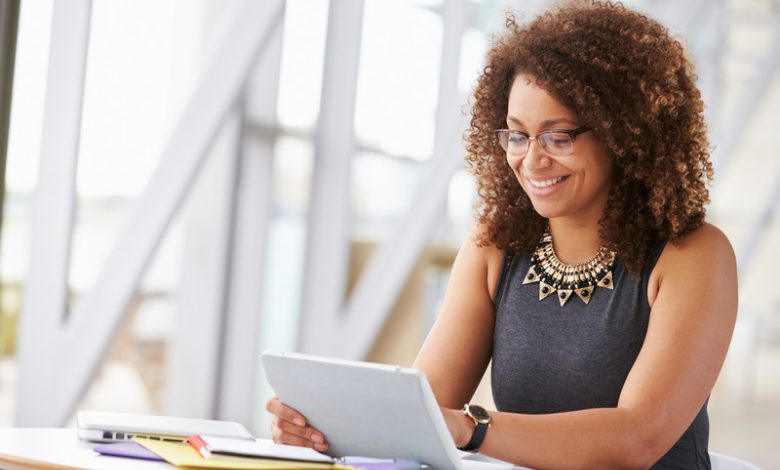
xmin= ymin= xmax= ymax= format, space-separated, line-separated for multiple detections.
xmin=261 ymin=351 xmax=466 ymax=470
xmin=77 ymin=410 xmax=254 ymax=443
xmin=189 ymin=434 xmax=335 ymax=463
xmin=189 ymin=435 xmax=424 ymax=469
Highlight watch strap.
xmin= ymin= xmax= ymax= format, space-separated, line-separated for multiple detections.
xmin=458 ymin=421 xmax=488 ymax=452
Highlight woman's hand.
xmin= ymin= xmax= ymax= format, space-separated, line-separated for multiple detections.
xmin=440 ymin=406 xmax=474 ymax=449
xmin=265 ymin=396 xmax=328 ymax=452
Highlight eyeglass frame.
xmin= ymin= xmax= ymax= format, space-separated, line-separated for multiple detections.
xmin=494 ymin=126 xmax=591 ymax=157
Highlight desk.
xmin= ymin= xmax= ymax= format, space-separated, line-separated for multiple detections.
xmin=0 ymin=429 xmax=517 ymax=470
xmin=0 ymin=428 xmax=178 ymax=470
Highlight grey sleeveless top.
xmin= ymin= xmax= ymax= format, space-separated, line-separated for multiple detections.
xmin=492 ymin=244 xmax=710 ymax=469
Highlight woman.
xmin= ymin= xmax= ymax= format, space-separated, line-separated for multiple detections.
xmin=267 ymin=2 xmax=737 ymax=468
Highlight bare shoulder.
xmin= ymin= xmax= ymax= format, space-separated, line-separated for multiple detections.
xmin=649 ymin=222 xmax=736 ymax=306
xmin=462 ymin=226 xmax=505 ymax=298
xmin=659 ymin=222 xmax=735 ymax=270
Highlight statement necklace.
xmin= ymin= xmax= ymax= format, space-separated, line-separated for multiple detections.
xmin=522 ymin=229 xmax=617 ymax=307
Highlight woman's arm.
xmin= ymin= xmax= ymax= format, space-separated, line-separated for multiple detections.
xmin=413 ymin=228 xmax=504 ymax=408
xmin=443 ymin=223 xmax=738 ymax=469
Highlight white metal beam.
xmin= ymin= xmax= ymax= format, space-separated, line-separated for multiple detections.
xmin=17 ymin=0 xmax=284 ymax=426
xmin=15 ymin=0 xmax=92 ymax=427
xmin=163 ymin=109 xmax=244 ymax=420
xmin=165 ymin=1 xmax=283 ymax=426
xmin=298 ymin=0 xmax=365 ymax=354
xmin=434 ymin=0 xmax=470 ymax=147
xmin=216 ymin=11 xmax=284 ymax=426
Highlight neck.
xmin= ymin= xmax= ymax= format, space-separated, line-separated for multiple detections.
xmin=547 ymin=218 xmax=604 ymax=265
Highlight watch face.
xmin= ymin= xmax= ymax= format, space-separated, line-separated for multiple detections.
xmin=467 ymin=404 xmax=491 ymax=424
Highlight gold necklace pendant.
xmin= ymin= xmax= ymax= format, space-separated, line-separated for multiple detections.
xmin=522 ymin=229 xmax=616 ymax=307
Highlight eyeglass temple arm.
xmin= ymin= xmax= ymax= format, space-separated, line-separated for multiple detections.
xmin=566 ymin=126 xmax=590 ymax=139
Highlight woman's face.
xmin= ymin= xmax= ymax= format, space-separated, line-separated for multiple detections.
xmin=504 ymin=75 xmax=614 ymax=224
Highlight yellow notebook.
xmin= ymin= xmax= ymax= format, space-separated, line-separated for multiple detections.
xmin=132 ymin=438 xmax=352 ymax=469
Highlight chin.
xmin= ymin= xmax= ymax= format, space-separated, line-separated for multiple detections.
xmin=528 ymin=200 xmax=563 ymax=220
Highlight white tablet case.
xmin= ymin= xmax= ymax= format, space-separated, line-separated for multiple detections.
xmin=262 ymin=351 xmax=465 ymax=470
xmin=77 ymin=410 xmax=254 ymax=443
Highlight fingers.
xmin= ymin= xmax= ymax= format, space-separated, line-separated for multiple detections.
xmin=272 ymin=416 xmax=328 ymax=451
xmin=266 ymin=396 xmax=328 ymax=452
xmin=266 ymin=396 xmax=306 ymax=426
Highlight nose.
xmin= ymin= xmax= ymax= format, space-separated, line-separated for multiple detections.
xmin=521 ymin=138 xmax=551 ymax=170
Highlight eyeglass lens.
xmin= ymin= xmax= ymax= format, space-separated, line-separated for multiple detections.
xmin=497 ymin=130 xmax=575 ymax=157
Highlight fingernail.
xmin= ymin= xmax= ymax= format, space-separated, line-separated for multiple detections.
xmin=311 ymin=433 xmax=324 ymax=444
xmin=294 ymin=417 xmax=305 ymax=426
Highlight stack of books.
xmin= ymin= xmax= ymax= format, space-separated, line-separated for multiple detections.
xmin=94 ymin=434 xmax=424 ymax=469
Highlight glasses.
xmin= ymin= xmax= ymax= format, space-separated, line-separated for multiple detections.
xmin=494 ymin=126 xmax=590 ymax=157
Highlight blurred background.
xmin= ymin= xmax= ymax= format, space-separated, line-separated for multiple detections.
xmin=0 ymin=0 xmax=778 ymax=467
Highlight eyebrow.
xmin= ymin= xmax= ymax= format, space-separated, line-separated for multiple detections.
xmin=506 ymin=115 xmax=579 ymax=128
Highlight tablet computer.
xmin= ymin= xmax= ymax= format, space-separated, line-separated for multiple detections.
xmin=77 ymin=410 xmax=254 ymax=443
xmin=262 ymin=351 xmax=465 ymax=470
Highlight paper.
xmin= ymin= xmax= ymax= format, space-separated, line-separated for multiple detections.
xmin=132 ymin=438 xmax=349 ymax=469
xmin=200 ymin=435 xmax=334 ymax=463
xmin=93 ymin=441 xmax=165 ymax=461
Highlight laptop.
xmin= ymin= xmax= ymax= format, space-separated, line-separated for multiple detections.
xmin=76 ymin=410 xmax=254 ymax=443
xmin=262 ymin=351 xmax=468 ymax=470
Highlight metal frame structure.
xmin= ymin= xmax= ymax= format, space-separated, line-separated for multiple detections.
xmin=215 ymin=17 xmax=284 ymax=423
xmin=16 ymin=0 xmax=284 ymax=426
xmin=164 ymin=11 xmax=284 ymax=425
xmin=297 ymin=0 xmax=473 ymax=359
xmin=15 ymin=0 xmax=93 ymax=427
xmin=297 ymin=0 xmax=365 ymax=357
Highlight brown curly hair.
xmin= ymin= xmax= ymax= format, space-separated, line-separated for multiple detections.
xmin=466 ymin=0 xmax=713 ymax=274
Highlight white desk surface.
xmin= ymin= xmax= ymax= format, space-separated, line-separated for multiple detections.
xmin=0 ymin=428 xmax=171 ymax=469
xmin=0 ymin=428 xmax=518 ymax=470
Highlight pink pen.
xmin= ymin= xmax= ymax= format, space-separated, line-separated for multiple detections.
xmin=187 ymin=435 xmax=212 ymax=458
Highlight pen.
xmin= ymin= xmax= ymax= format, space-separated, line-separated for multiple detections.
xmin=187 ymin=435 xmax=212 ymax=458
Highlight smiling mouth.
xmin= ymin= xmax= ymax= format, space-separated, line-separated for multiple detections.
xmin=527 ymin=175 xmax=569 ymax=188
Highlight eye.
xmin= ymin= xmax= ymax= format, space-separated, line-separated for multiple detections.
xmin=542 ymin=132 xmax=572 ymax=149
xmin=507 ymin=132 xmax=528 ymax=145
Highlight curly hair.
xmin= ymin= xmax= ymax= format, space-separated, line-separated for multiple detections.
xmin=466 ymin=0 xmax=713 ymax=274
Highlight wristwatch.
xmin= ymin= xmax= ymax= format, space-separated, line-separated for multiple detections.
xmin=457 ymin=403 xmax=491 ymax=452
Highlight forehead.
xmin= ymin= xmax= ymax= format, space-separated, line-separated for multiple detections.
xmin=507 ymin=75 xmax=576 ymax=123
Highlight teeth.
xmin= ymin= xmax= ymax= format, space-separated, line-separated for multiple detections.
xmin=529 ymin=176 xmax=565 ymax=188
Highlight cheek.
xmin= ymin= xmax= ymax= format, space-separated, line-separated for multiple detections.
xmin=507 ymin=155 xmax=525 ymax=176
xmin=596 ymin=159 xmax=615 ymax=184
xmin=584 ymin=160 xmax=614 ymax=196
xmin=578 ymin=146 xmax=614 ymax=186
